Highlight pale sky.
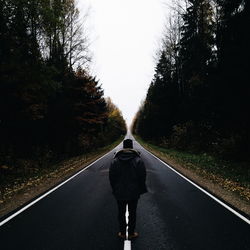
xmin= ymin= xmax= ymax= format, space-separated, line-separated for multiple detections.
xmin=78 ymin=0 xmax=168 ymax=126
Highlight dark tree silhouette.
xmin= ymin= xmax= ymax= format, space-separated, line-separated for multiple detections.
xmin=0 ymin=0 xmax=126 ymax=169
xmin=133 ymin=0 xmax=249 ymax=159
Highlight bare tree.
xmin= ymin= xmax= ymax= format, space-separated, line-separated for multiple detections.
xmin=162 ymin=0 xmax=185 ymax=94
xmin=62 ymin=0 xmax=91 ymax=68
xmin=38 ymin=0 xmax=91 ymax=68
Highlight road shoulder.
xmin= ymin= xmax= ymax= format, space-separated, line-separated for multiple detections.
xmin=139 ymin=141 xmax=250 ymax=217
xmin=0 ymin=139 xmax=121 ymax=219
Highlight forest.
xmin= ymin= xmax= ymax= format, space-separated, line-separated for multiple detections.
xmin=0 ymin=0 xmax=126 ymax=170
xmin=132 ymin=0 xmax=250 ymax=161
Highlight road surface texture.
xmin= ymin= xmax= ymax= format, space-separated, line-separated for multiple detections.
xmin=0 ymin=134 xmax=249 ymax=250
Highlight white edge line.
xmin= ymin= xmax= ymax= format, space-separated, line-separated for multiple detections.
xmin=0 ymin=150 xmax=112 ymax=227
xmin=143 ymin=147 xmax=250 ymax=225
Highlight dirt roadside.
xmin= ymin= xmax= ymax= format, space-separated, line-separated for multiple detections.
xmin=142 ymin=145 xmax=250 ymax=217
xmin=0 ymin=142 xmax=120 ymax=219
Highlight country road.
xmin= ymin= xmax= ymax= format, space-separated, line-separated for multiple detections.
xmin=0 ymin=135 xmax=249 ymax=250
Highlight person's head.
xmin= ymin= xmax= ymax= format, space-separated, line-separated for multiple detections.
xmin=123 ymin=139 xmax=133 ymax=149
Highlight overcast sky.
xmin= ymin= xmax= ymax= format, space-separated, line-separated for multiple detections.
xmin=78 ymin=0 xmax=168 ymax=126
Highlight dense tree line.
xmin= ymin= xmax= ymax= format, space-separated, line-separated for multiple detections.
xmin=0 ymin=0 xmax=126 ymax=168
xmin=132 ymin=0 xmax=249 ymax=160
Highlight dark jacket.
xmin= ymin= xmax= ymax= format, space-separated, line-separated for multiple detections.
xmin=109 ymin=149 xmax=147 ymax=200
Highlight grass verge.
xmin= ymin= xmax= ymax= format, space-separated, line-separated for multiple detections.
xmin=135 ymin=135 xmax=250 ymax=215
xmin=0 ymin=137 xmax=123 ymax=218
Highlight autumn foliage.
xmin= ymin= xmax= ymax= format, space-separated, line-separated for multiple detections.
xmin=0 ymin=0 xmax=126 ymax=169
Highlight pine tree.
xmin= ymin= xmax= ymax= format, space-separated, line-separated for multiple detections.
xmin=179 ymin=0 xmax=214 ymax=122
xmin=212 ymin=0 xmax=250 ymax=157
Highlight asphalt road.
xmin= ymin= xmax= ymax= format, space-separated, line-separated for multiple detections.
xmin=0 ymin=135 xmax=249 ymax=250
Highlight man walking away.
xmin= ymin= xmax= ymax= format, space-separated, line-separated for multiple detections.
xmin=109 ymin=139 xmax=147 ymax=240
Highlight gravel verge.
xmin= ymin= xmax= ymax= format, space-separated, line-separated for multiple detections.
xmin=142 ymin=144 xmax=250 ymax=217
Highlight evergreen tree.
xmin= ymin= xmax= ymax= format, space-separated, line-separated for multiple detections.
xmin=179 ymin=0 xmax=214 ymax=121
xmin=0 ymin=0 xmax=126 ymax=168
xmin=139 ymin=51 xmax=178 ymax=139
xmin=133 ymin=0 xmax=249 ymax=158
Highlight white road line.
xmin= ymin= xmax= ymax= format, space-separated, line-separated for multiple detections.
xmin=124 ymin=205 xmax=131 ymax=250
xmin=143 ymin=147 xmax=250 ymax=225
xmin=0 ymin=150 xmax=112 ymax=227
xmin=124 ymin=240 xmax=131 ymax=250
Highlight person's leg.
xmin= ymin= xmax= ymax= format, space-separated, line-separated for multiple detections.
xmin=117 ymin=200 xmax=127 ymax=234
xmin=127 ymin=199 xmax=138 ymax=235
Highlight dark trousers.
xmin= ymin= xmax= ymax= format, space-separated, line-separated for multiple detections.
xmin=117 ymin=199 xmax=138 ymax=234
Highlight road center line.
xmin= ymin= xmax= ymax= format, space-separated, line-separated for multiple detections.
xmin=0 ymin=150 xmax=112 ymax=227
xmin=144 ymin=147 xmax=250 ymax=225
xmin=124 ymin=240 xmax=131 ymax=250
xmin=124 ymin=205 xmax=131 ymax=250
